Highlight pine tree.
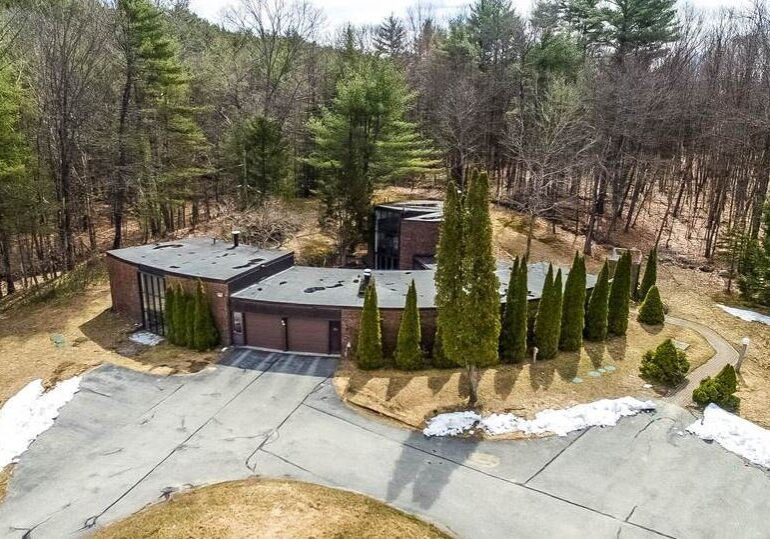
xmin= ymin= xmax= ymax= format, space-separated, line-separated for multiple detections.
xmin=434 ymin=182 xmax=464 ymax=364
xmin=637 ymin=248 xmax=657 ymax=301
xmin=395 ymin=280 xmax=423 ymax=370
xmin=584 ymin=261 xmax=610 ymax=341
xmin=638 ymin=285 xmax=665 ymax=325
xmin=192 ymin=280 xmax=219 ymax=351
xmin=374 ymin=14 xmax=407 ymax=57
xmin=356 ymin=281 xmax=384 ymax=370
xmin=608 ymin=250 xmax=632 ymax=336
xmin=501 ymin=257 xmax=529 ymax=362
xmin=535 ymin=265 xmax=562 ymax=360
xmin=230 ymin=116 xmax=289 ymax=207
xmin=560 ymin=252 xmax=586 ymax=351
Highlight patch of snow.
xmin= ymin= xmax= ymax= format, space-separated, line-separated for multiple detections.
xmin=129 ymin=331 xmax=165 ymax=346
xmin=423 ymin=397 xmax=656 ymax=438
xmin=423 ymin=411 xmax=480 ymax=437
xmin=0 ymin=376 xmax=82 ymax=467
xmin=687 ymin=404 xmax=770 ymax=469
xmin=717 ymin=304 xmax=770 ymax=326
xmin=643 ymin=383 xmax=653 ymax=389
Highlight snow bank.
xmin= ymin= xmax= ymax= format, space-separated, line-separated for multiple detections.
xmin=129 ymin=331 xmax=164 ymax=346
xmin=687 ymin=404 xmax=770 ymax=469
xmin=717 ymin=304 xmax=770 ymax=326
xmin=423 ymin=397 xmax=656 ymax=437
xmin=0 ymin=376 xmax=82 ymax=467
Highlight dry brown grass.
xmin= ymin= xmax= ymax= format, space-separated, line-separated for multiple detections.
xmin=94 ymin=478 xmax=449 ymax=539
xmin=335 ymin=319 xmax=712 ymax=432
xmin=0 ymin=280 xmax=218 ymax=407
xmin=0 ymin=464 xmax=12 ymax=504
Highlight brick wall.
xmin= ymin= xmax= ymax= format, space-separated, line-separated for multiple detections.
xmin=166 ymin=276 xmax=232 ymax=346
xmin=341 ymin=307 xmax=437 ymax=360
xmin=106 ymin=256 xmax=142 ymax=323
xmin=398 ymin=219 xmax=440 ymax=270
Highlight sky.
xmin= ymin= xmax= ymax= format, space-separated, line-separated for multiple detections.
xmin=189 ymin=0 xmax=750 ymax=30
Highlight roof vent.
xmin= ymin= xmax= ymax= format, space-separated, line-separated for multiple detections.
xmin=232 ymin=230 xmax=241 ymax=248
xmin=358 ymin=269 xmax=372 ymax=297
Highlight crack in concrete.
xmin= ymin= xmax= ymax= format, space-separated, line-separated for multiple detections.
xmin=633 ymin=417 xmax=676 ymax=439
xmin=524 ymin=428 xmax=591 ymax=485
xmin=80 ymin=387 xmax=112 ymax=399
xmin=142 ymin=383 xmax=185 ymax=416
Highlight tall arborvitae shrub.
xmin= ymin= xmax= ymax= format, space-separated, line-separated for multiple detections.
xmin=584 ymin=262 xmax=610 ymax=341
xmin=356 ymin=281 xmax=384 ymax=369
xmin=192 ymin=280 xmax=220 ymax=351
xmin=501 ymin=257 xmax=528 ymax=362
xmin=637 ymin=248 xmax=658 ymax=300
xmin=431 ymin=324 xmax=456 ymax=368
xmin=535 ymin=265 xmax=562 ymax=360
xmin=395 ymin=280 xmax=423 ymax=370
xmin=165 ymin=285 xmax=177 ymax=343
xmin=693 ymin=364 xmax=740 ymax=411
xmin=638 ymin=285 xmax=665 ymax=325
xmin=458 ymin=171 xmax=501 ymax=369
xmin=608 ymin=251 xmax=632 ymax=336
xmin=560 ymin=253 xmax=586 ymax=351
xmin=434 ymin=181 xmax=464 ymax=364
xmin=183 ymin=291 xmax=195 ymax=347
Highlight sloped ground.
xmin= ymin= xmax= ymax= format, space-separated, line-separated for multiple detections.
xmin=1 ymin=349 xmax=769 ymax=539
xmin=95 ymin=478 xmax=448 ymax=539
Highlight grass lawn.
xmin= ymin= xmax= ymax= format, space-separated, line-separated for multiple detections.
xmin=335 ymin=318 xmax=713 ymax=433
xmin=94 ymin=479 xmax=449 ymax=539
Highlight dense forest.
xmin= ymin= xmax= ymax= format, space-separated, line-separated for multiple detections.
xmin=2 ymin=0 xmax=770 ymax=304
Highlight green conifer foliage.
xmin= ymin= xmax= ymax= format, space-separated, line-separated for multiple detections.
xmin=434 ymin=181 xmax=464 ymax=364
xmin=693 ymin=364 xmax=740 ymax=411
xmin=459 ymin=171 xmax=501 ymax=369
xmin=395 ymin=280 xmax=423 ymax=370
xmin=501 ymin=257 xmax=529 ymax=362
xmin=640 ymin=338 xmax=689 ymax=386
xmin=431 ymin=324 xmax=457 ymax=368
xmin=637 ymin=285 xmax=665 ymax=325
xmin=637 ymin=248 xmax=658 ymax=300
xmin=560 ymin=253 xmax=586 ymax=351
xmin=192 ymin=280 xmax=219 ymax=351
xmin=608 ymin=251 xmax=632 ymax=336
xmin=183 ymin=291 xmax=195 ymax=348
xmin=584 ymin=262 xmax=610 ymax=341
xmin=535 ymin=265 xmax=562 ymax=360
xmin=165 ymin=285 xmax=177 ymax=343
xmin=356 ymin=281 xmax=384 ymax=370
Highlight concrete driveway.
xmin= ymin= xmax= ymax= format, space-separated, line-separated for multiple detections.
xmin=1 ymin=349 xmax=769 ymax=538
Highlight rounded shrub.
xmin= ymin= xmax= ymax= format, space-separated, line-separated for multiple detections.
xmin=639 ymin=338 xmax=690 ymax=386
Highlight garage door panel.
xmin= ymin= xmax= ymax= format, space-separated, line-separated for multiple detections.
xmin=288 ymin=318 xmax=330 ymax=354
xmin=244 ymin=313 xmax=284 ymax=350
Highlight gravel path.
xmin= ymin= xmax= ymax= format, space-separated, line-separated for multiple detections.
xmin=665 ymin=315 xmax=740 ymax=407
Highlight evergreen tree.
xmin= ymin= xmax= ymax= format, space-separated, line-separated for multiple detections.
xmin=230 ymin=116 xmax=290 ymax=207
xmin=608 ymin=250 xmax=632 ymax=336
xmin=374 ymin=14 xmax=407 ymax=57
xmin=395 ymin=280 xmax=423 ymax=370
xmin=637 ymin=248 xmax=657 ymax=301
xmin=307 ymin=59 xmax=438 ymax=262
xmin=535 ymin=265 xmax=562 ymax=360
xmin=434 ymin=182 xmax=464 ymax=364
xmin=192 ymin=280 xmax=219 ymax=351
xmin=560 ymin=252 xmax=586 ymax=351
xmin=638 ymin=285 xmax=665 ymax=325
xmin=693 ymin=364 xmax=740 ymax=411
xmin=431 ymin=324 xmax=456 ymax=368
xmin=501 ymin=257 xmax=529 ymax=362
xmin=356 ymin=281 xmax=384 ymax=369
xmin=183 ymin=291 xmax=195 ymax=348
xmin=584 ymin=261 xmax=609 ymax=341
xmin=640 ymin=338 xmax=689 ymax=386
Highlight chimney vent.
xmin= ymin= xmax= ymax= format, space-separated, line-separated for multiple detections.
xmin=232 ymin=230 xmax=241 ymax=247
xmin=358 ymin=269 xmax=372 ymax=297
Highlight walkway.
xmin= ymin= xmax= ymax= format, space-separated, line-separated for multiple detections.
xmin=1 ymin=349 xmax=768 ymax=538
xmin=665 ymin=316 xmax=740 ymax=407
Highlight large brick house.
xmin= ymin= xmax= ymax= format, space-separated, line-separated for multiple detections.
xmin=107 ymin=200 xmax=596 ymax=356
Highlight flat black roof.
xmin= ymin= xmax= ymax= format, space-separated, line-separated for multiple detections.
xmin=107 ymin=237 xmax=292 ymax=282
xmin=375 ymin=200 xmax=443 ymax=222
xmin=231 ymin=262 xmax=596 ymax=309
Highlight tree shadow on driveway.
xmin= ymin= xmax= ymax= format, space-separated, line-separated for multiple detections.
xmin=386 ymin=430 xmax=479 ymax=510
xmin=219 ymin=348 xmax=338 ymax=378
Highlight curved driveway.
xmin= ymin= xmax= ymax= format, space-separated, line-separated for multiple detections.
xmin=1 ymin=349 xmax=768 ymax=538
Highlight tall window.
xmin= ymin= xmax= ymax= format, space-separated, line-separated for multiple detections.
xmin=139 ymin=272 xmax=166 ymax=335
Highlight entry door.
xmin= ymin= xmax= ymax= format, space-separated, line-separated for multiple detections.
xmin=328 ymin=321 xmax=341 ymax=355
xmin=139 ymin=272 xmax=166 ymax=335
xmin=232 ymin=312 xmax=245 ymax=346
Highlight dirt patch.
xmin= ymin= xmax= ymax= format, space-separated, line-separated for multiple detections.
xmin=0 ymin=464 xmax=12 ymax=504
xmin=94 ymin=478 xmax=449 ymax=539
xmin=335 ymin=318 xmax=712 ymax=431
xmin=0 ymin=280 xmax=219 ymax=408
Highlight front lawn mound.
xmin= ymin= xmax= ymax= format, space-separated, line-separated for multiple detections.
xmin=94 ymin=478 xmax=449 ymax=539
